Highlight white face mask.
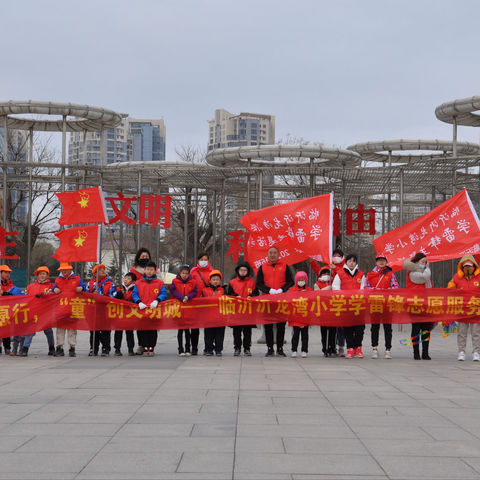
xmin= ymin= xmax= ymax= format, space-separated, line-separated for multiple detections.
xmin=297 ymin=280 xmax=306 ymax=287
xmin=319 ymin=275 xmax=331 ymax=282
xmin=199 ymin=260 xmax=208 ymax=268
xmin=332 ymin=257 xmax=343 ymax=264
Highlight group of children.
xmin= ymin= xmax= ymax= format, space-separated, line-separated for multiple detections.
xmin=1 ymin=246 xmax=480 ymax=361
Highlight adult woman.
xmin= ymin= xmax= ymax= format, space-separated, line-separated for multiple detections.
xmin=403 ymin=252 xmax=433 ymax=360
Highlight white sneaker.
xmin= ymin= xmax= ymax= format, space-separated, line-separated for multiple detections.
xmin=291 ymin=351 xmax=297 ymax=358
xmin=473 ymin=352 xmax=480 ymax=362
xmin=185 ymin=352 xmax=191 ymax=356
xmin=338 ymin=347 xmax=345 ymax=357
xmin=371 ymin=349 xmax=379 ymax=359
xmin=301 ymin=352 xmax=307 ymax=358
xmin=384 ymin=350 xmax=392 ymax=359
xmin=179 ymin=352 xmax=186 ymax=357
xmin=457 ymin=351 xmax=466 ymax=361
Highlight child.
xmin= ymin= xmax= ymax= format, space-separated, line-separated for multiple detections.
xmin=87 ymin=264 xmax=115 ymax=356
xmin=11 ymin=336 xmax=24 ymax=356
xmin=113 ymin=272 xmax=137 ymax=356
xmin=202 ymin=270 xmax=226 ymax=356
xmin=23 ymin=266 xmax=56 ymax=356
xmin=227 ymin=262 xmax=257 ymax=356
xmin=315 ymin=267 xmax=336 ymax=357
xmin=0 ymin=264 xmax=23 ymax=354
xmin=332 ymin=254 xmax=365 ymax=358
xmin=289 ymin=271 xmax=312 ymax=357
xmin=170 ymin=264 xmax=197 ymax=356
xmin=132 ymin=261 xmax=168 ymax=356
xmin=365 ymin=255 xmax=399 ymax=359
xmin=52 ymin=262 xmax=85 ymax=357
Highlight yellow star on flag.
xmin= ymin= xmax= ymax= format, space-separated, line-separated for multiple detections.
xmin=74 ymin=231 xmax=87 ymax=247
xmin=77 ymin=194 xmax=89 ymax=208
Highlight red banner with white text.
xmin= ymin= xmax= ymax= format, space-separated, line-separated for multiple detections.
xmin=373 ymin=189 xmax=480 ymax=269
xmin=1 ymin=289 xmax=480 ymax=337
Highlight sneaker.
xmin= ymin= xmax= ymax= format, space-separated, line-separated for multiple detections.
xmin=371 ymin=348 xmax=379 ymax=359
xmin=234 ymin=348 xmax=241 ymax=357
xmin=355 ymin=347 xmax=364 ymax=358
xmin=204 ymin=350 xmax=213 ymax=356
xmin=179 ymin=352 xmax=186 ymax=357
xmin=56 ymin=346 xmax=65 ymax=357
xmin=384 ymin=350 xmax=392 ymax=359
xmin=338 ymin=347 xmax=345 ymax=357
xmin=277 ymin=349 xmax=286 ymax=357
xmin=128 ymin=350 xmax=135 ymax=356
xmin=20 ymin=347 xmax=28 ymax=357
xmin=345 ymin=348 xmax=355 ymax=358
xmin=185 ymin=352 xmax=191 ymax=356
xmin=244 ymin=349 xmax=252 ymax=356
xmin=473 ymin=352 xmax=480 ymax=362
xmin=191 ymin=349 xmax=198 ymax=356
xmin=48 ymin=346 xmax=56 ymax=356
xmin=69 ymin=347 xmax=76 ymax=357
xmin=301 ymin=352 xmax=307 ymax=358
xmin=101 ymin=350 xmax=109 ymax=357
xmin=114 ymin=349 xmax=122 ymax=357
xmin=148 ymin=348 xmax=154 ymax=356
xmin=9 ymin=351 xmax=15 ymax=357
xmin=265 ymin=349 xmax=274 ymax=357
xmin=135 ymin=346 xmax=145 ymax=356
xmin=291 ymin=351 xmax=297 ymax=358
xmin=215 ymin=351 xmax=222 ymax=357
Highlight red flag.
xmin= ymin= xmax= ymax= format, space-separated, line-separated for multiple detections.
xmin=240 ymin=193 xmax=333 ymax=270
xmin=52 ymin=225 xmax=100 ymax=262
xmin=373 ymin=189 xmax=480 ymax=269
xmin=56 ymin=187 xmax=107 ymax=226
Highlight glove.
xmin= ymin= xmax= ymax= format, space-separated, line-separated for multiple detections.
xmin=276 ymin=288 xmax=284 ymax=294
xmin=138 ymin=302 xmax=147 ymax=310
xmin=150 ymin=300 xmax=159 ymax=309
xmin=269 ymin=288 xmax=276 ymax=295
xmin=183 ymin=296 xmax=189 ymax=303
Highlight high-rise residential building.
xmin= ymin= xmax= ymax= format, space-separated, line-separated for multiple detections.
xmin=129 ymin=118 xmax=166 ymax=162
xmin=207 ymin=109 xmax=275 ymax=151
xmin=68 ymin=117 xmax=166 ymax=165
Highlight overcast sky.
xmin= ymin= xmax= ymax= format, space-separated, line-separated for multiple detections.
xmin=2 ymin=0 xmax=480 ymax=159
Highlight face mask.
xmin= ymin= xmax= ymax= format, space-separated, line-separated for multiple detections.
xmin=137 ymin=258 xmax=149 ymax=268
xmin=297 ymin=280 xmax=306 ymax=287
xmin=332 ymin=257 xmax=343 ymax=264
xmin=199 ymin=260 xmax=208 ymax=268
xmin=419 ymin=264 xmax=426 ymax=269
xmin=319 ymin=275 xmax=331 ymax=282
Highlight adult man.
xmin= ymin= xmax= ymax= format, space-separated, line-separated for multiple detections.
xmin=256 ymin=247 xmax=294 ymax=357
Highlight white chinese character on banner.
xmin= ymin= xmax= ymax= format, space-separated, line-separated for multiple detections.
xmin=286 ymin=227 xmax=295 ymax=239
xmin=308 ymin=208 xmax=320 ymax=220
xmin=267 ymin=236 xmax=276 ymax=246
xmin=273 ymin=217 xmax=283 ymax=229
xmin=428 ymin=236 xmax=442 ymax=250
xmin=409 ymin=233 xmax=419 ymax=245
xmin=296 ymin=228 xmax=306 ymax=243
xmin=442 ymin=227 xmax=455 ymax=243
xmin=419 ymin=246 xmax=430 ymax=255
xmin=277 ymin=234 xmax=286 ymax=242
xmin=284 ymin=214 xmax=294 ymax=225
xmin=457 ymin=219 xmax=471 ymax=234
xmin=429 ymin=220 xmax=438 ymax=232
xmin=250 ymin=223 xmax=262 ymax=232
xmin=263 ymin=219 xmax=273 ymax=230
xmin=419 ymin=227 xmax=428 ymax=239
xmin=257 ymin=236 xmax=266 ymax=247
xmin=439 ymin=213 xmax=450 ymax=225
xmin=295 ymin=211 xmax=306 ymax=223
xmin=451 ymin=206 xmax=460 ymax=218
xmin=310 ymin=225 xmax=323 ymax=240
xmin=396 ymin=239 xmax=408 ymax=248
xmin=384 ymin=243 xmax=395 ymax=254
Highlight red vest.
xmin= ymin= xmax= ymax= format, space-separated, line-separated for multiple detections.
xmin=261 ymin=261 xmax=287 ymax=290
xmin=135 ymin=277 xmax=165 ymax=304
xmin=202 ymin=285 xmax=225 ymax=297
xmin=191 ymin=265 xmax=214 ymax=297
xmin=117 ymin=285 xmax=134 ymax=302
xmin=336 ymin=268 xmax=364 ymax=290
xmin=315 ymin=280 xmax=330 ymax=290
xmin=366 ymin=270 xmax=393 ymax=289
xmin=1 ymin=279 xmax=15 ymax=293
xmin=172 ymin=277 xmax=196 ymax=296
xmin=289 ymin=285 xmax=313 ymax=292
xmin=27 ymin=280 xmax=54 ymax=296
xmin=406 ymin=273 xmax=430 ymax=289
xmin=54 ymin=274 xmax=81 ymax=293
xmin=88 ymin=277 xmax=114 ymax=296
xmin=229 ymin=277 xmax=256 ymax=298
xmin=449 ymin=273 xmax=480 ymax=290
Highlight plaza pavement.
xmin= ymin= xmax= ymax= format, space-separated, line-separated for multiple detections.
xmin=0 ymin=326 xmax=479 ymax=480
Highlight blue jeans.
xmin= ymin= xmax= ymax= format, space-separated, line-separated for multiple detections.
xmin=24 ymin=329 xmax=55 ymax=348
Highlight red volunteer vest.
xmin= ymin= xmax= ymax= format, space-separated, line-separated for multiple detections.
xmin=135 ymin=277 xmax=164 ymax=304
xmin=55 ymin=275 xmax=81 ymax=293
xmin=27 ymin=280 xmax=54 ymax=296
xmin=450 ymin=273 xmax=480 ymax=290
xmin=87 ymin=277 xmax=114 ymax=296
xmin=1 ymin=279 xmax=15 ymax=293
xmin=229 ymin=277 xmax=256 ymax=298
xmin=202 ymin=286 xmax=225 ymax=297
xmin=289 ymin=285 xmax=313 ymax=292
xmin=261 ymin=261 xmax=287 ymax=290
xmin=315 ymin=280 xmax=330 ymax=290
xmin=172 ymin=277 xmax=196 ymax=296
xmin=406 ymin=272 xmax=430 ymax=290
xmin=366 ymin=270 xmax=393 ymax=289
xmin=337 ymin=268 xmax=364 ymax=290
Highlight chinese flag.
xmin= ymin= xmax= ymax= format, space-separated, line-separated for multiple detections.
xmin=373 ymin=189 xmax=480 ymax=269
xmin=56 ymin=187 xmax=107 ymax=226
xmin=53 ymin=225 xmax=100 ymax=262
xmin=240 ymin=193 xmax=333 ymax=270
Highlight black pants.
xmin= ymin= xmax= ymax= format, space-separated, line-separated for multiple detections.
xmin=233 ymin=326 xmax=252 ymax=350
xmin=204 ymin=327 xmax=225 ymax=353
xmin=321 ymin=326 xmax=337 ymax=353
xmin=114 ymin=330 xmax=134 ymax=351
xmin=190 ymin=329 xmax=199 ymax=353
xmin=291 ymin=326 xmax=309 ymax=352
xmin=138 ymin=330 xmax=157 ymax=348
xmin=89 ymin=331 xmax=111 ymax=352
xmin=265 ymin=322 xmax=286 ymax=351
xmin=411 ymin=322 xmax=433 ymax=351
xmin=1 ymin=337 xmax=11 ymax=351
xmin=344 ymin=325 xmax=365 ymax=349
xmin=177 ymin=329 xmax=191 ymax=353
xmin=371 ymin=324 xmax=392 ymax=350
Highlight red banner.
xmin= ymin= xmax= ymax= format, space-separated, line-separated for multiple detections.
xmin=373 ymin=189 xmax=480 ymax=269
xmin=56 ymin=187 xmax=107 ymax=226
xmin=52 ymin=226 xmax=100 ymax=262
xmin=1 ymin=289 xmax=480 ymax=337
xmin=240 ymin=193 xmax=333 ymax=270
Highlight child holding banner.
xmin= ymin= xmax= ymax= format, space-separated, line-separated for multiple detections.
xmin=332 ymin=254 xmax=366 ymax=358
xmin=289 ymin=271 xmax=312 ymax=357
xmin=448 ymin=255 xmax=480 ymax=361
xmin=403 ymin=253 xmax=433 ymax=360
xmin=202 ymin=270 xmax=226 ymax=356
xmin=0 ymin=264 xmax=23 ymax=354
xmin=113 ymin=272 xmax=137 ymax=356
xmin=315 ymin=267 xmax=336 ymax=357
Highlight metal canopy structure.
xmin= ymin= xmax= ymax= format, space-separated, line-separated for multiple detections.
xmin=2 ymin=96 xmax=480 ymax=283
